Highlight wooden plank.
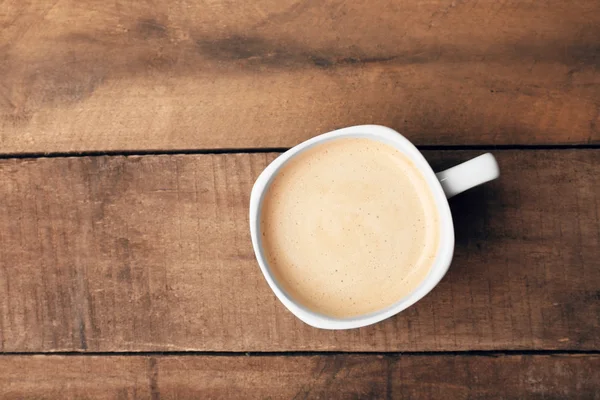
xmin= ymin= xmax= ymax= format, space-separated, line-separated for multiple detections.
xmin=0 ymin=354 xmax=598 ymax=399
xmin=0 ymin=355 xmax=150 ymax=399
xmin=1 ymin=0 xmax=599 ymax=153
xmin=0 ymin=150 xmax=598 ymax=352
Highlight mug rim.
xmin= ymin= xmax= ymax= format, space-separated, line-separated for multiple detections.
xmin=249 ymin=125 xmax=455 ymax=329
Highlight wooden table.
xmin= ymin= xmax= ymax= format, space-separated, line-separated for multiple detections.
xmin=1 ymin=1 xmax=599 ymax=398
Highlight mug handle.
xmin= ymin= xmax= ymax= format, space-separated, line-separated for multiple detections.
xmin=435 ymin=153 xmax=500 ymax=199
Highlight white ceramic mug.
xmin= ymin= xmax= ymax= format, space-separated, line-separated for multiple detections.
xmin=249 ymin=125 xmax=499 ymax=329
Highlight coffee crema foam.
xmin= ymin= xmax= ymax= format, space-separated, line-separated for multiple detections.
xmin=260 ymin=138 xmax=440 ymax=318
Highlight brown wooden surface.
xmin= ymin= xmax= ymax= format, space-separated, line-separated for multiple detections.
xmin=2 ymin=0 xmax=600 ymax=395
xmin=0 ymin=354 xmax=598 ymax=399
xmin=1 ymin=150 xmax=598 ymax=352
xmin=1 ymin=0 xmax=599 ymax=153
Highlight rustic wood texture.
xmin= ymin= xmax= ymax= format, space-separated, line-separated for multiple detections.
xmin=1 ymin=0 xmax=599 ymax=153
xmin=1 ymin=354 xmax=598 ymax=399
xmin=0 ymin=150 xmax=598 ymax=352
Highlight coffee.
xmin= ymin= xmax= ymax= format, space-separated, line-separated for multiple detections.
xmin=260 ymin=138 xmax=440 ymax=318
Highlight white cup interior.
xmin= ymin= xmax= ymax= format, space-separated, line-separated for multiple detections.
xmin=249 ymin=125 xmax=455 ymax=329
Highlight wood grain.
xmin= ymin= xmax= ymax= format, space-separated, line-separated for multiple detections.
xmin=1 ymin=0 xmax=599 ymax=153
xmin=0 ymin=150 xmax=598 ymax=352
xmin=1 ymin=354 xmax=598 ymax=399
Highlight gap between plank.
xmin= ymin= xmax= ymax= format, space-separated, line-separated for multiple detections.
xmin=0 ymin=144 xmax=599 ymax=160
xmin=1 ymin=350 xmax=599 ymax=357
